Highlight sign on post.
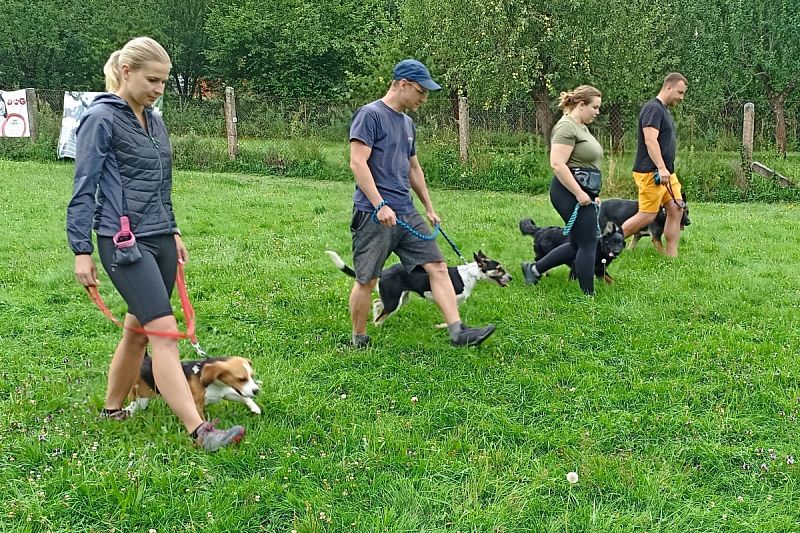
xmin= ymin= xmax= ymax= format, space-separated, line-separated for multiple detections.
xmin=0 ymin=89 xmax=31 ymax=137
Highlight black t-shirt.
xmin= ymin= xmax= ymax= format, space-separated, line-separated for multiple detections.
xmin=633 ymin=98 xmax=676 ymax=173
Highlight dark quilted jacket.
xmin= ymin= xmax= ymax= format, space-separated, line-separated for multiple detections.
xmin=66 ymin=93 xmax=178 ymax=254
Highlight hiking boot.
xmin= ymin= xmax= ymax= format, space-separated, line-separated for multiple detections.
xmin=451 ymin=323 xmax=496 ymax=347
xmin=352 ymin=334 xmax=371 ymax=349
xmin=194 ymin=421 xmax=245 ymax=452
xmin=98 ymin=408 xmax=131 ymax=421
xmin=521 ymin=262 xmax=541 ymax=285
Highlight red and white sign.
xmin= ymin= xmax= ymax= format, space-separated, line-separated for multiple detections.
xmin=0 ymin=89 xmax=30 ymax=137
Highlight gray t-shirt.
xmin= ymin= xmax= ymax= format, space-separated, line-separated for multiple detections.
xmin=350 ymin=100 xmax=416 ymax=214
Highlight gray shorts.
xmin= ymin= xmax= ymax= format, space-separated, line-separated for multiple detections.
xmin=351 ymin=208 xmax=445 ymax=284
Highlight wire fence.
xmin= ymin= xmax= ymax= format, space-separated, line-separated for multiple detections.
xmin=26 ymin=88 xmax=800 ymax=154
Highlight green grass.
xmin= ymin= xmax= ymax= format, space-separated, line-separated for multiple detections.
xmin=1 ymin=159 xmax=800 ymax=531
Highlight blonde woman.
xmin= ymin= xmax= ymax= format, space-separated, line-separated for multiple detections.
xmin=67 ymin=37 xmax=245 ymax=451
xmin=521 ymin=85 xmax=604 ymax=295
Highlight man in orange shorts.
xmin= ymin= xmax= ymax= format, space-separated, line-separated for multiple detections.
xmin=622 ymin=73 xmax=688 ymax=257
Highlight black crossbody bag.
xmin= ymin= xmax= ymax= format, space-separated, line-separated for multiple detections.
xmin=570 ymin=167 xmax=602 ymax=196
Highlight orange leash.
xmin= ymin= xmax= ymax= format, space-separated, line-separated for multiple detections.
xmin=85 ymin=261 xmax=205 ymax=354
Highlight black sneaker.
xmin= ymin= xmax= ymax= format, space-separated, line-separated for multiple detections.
xmin=451 ymin=324 xmax=496 ymax=347
xmin=521 ymin=262 xmax=541 ymax=285
xmin=98 ymin=408 xmax=131 ymax=421
xmin=352 ymin=334 xmax=371 ymax=349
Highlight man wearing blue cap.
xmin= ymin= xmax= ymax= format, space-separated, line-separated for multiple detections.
xmin=345 ymin=59 xmax=496 ymax=348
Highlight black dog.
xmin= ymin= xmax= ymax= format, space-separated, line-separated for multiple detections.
xmin=519 ymin=218 xmax=625 ymax=283
xmin=599 ymin=196 xmax=690 ymax=253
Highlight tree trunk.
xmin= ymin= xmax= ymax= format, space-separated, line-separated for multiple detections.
xmin=449 ymin=88 xmax=461 ymax=123
xmin=769 ymin=92 xmax=788 ymax=157
xmin=759 ymin=73 xmax=795 ymax=158
xmin=608 ymin=102 xmax=624 ymax=154
xmin=531 ymin=86 xmax=554 ymax=144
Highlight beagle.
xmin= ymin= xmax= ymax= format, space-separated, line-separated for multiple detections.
xmin=124 ymin=355 xmax=262 ymax=417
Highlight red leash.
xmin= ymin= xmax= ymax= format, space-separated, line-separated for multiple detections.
xmin=85 ymin=261 xmax=203 ymax=350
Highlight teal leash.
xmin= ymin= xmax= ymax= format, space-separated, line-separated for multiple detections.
xmin=563 ymin=203 xmax=601 ymax=237
xmin=371 ymin=201 xmax=467 ymax=264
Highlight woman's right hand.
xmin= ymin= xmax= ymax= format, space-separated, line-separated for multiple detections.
xmin=75 ymin=254 xmax=99 ymax=287
xmin=576 ymin=190 xmax=592 ymax=206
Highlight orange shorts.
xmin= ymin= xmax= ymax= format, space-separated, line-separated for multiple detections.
xmin=632 ymin=171 xmax=683 ymax=213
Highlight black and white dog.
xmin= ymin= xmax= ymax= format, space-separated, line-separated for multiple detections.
xmin=519 ymin=218 xmax=625 ymax=283
xmin=599 ymin=197 xmax=691 ymax=252
xmin=325 ymin=250 xmax=511 ymax=325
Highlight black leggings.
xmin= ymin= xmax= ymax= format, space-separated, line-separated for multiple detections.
xmin=534 ymin=177 xmax=598 ymax=294
xmin=97 ymin=235 xmax=177 ymax=325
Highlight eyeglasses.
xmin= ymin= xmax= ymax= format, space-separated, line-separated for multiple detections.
xmin=406 ymin=81 xmax=428 ymax=96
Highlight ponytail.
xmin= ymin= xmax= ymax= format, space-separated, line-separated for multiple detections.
xmin=103 ymin=51 xmax=123 ymax=92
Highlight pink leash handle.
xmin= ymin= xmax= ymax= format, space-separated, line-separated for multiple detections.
xmin=112 ymin=216 xmax=136 ymax=248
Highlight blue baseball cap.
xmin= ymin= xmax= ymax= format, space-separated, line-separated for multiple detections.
xmin=392 ymin=59 xmax=442 ymax=91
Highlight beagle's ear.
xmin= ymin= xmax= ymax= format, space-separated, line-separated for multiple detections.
xmin=200 ymin=361 xmax=224 ymax=386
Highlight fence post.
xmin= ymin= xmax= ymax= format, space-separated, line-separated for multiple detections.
xmin=742 ymin=102 xmax=754 ymax=164
xmin=740 ymin=102 xmax=755 ymax=187
xmin=458 ymin=95 xmax=469 ymax=163
xmin=224 ymin=86 xmax=238 ymax=160
xmin=25 ymin=88 xmax=38 ymax=143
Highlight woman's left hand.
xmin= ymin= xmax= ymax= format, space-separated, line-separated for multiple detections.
xmin=175 ymin=234 xmax=189 ymax=264
xmin=595 ymin=197 xmax=602 ymax=205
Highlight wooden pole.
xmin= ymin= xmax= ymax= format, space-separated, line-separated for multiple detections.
xmin=25 ymin=88 xmax=38 ymax=142
xmin=458 ymin=95 xmax=469 ymax=163
xmin=742 ymin=102 xmax=754 ymax=163
xmin=224 ymin=86 xmax=238 ymax=160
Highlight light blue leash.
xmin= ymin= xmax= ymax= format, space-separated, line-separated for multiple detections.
xmin=371 ymin=201 xmax=467 ymax=264
xmin=563 ymin=202 xmax=601 ymax=237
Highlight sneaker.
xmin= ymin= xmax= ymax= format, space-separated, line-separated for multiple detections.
xmin=98 ymin=408 xmax=131 ymax=421
xmin=451 ymin=323 xmax=496 ymax=347
xmin=352 ymin=334 xmax=371 ymax=349
xmin=521 ymin=262 xmax=541 ymax=285
xmin=194 ymin=421 xmax=245 ymax=452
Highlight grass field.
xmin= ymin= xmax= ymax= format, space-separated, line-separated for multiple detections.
xmin=1 ymin=160 xmax=800 ymax=531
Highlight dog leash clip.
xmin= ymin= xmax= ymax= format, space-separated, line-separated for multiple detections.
xmin=191 ymin=341 xmax=208 ymax=358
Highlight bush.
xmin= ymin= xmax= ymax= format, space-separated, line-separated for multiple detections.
xmin=4 ymin=122 xmax=799 ymax=203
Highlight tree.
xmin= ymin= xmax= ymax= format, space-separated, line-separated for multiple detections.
xmin=578 ymin=0 xmax=670 ymax=153
xmin=152 ymin=0 xmax=216 ymax=99
xmin=729 ymin=0 xmax=800 ymax=156
xmin=400 ymin=0 xmax=585 ymax=141
xmin=205 ymin=0 xmax=388 ymax=98
xmin=0 ymin=0 xmax=161 ymax=90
